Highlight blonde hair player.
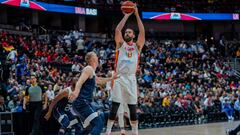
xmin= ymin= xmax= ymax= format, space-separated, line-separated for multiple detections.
xmin=106 ymin=5 xmax=145 ymax=135
xmin=69 ymin=52 xmax=118 ymax=135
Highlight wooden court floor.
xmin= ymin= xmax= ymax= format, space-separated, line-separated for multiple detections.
xmin=103 ymin=121 xmax=240 ymax=135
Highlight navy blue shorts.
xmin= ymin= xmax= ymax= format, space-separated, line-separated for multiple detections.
xmin=53 ymin=107 xmax=79 ymax=129
xmin=72 ymin=99 xmax=99 ymax=128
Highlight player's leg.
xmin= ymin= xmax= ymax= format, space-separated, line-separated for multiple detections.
xmin=127 ymin=76 xmax=138 ymax=135
xmin=53 ymin=108 xmax=70 ymax=135
xmin=118 ymin=104 xmax=126 ymax=135
xmin=226 ymin=127 xmax=238 ymax=135
xmin=90 ymin=114 xmax=104 ymax=135
xmin=128 ymin=104 xmax=138 ymax=135
xmin=72 ymin=99 xmax=104 ymax=135
xmin=118 ymin=113 xmax=126 ymax=135
xmin=106 ymin=81 xmax=122 ymax=135
xmin=106 ymin=101 xmax=121 ymax=135
xmin=65 ymin=111 xmax=85 ymax=135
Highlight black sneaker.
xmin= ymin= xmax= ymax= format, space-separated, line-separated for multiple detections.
xmin=226 ymin=129 xmax=237 ymax=135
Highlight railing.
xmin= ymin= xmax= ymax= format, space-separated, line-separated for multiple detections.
xmin=223 ymin=61 xmax=240 ymax=78
xmin=0 ymin=28 xmax=32 ymax=36
xmin=0 ymin=112 xmax=14 ymax=135
xmin=232 ymin=58 xmax=240 ymax=71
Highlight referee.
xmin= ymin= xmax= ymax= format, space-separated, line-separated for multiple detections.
xmin=23 ymin=75 xmax=48 ymax=135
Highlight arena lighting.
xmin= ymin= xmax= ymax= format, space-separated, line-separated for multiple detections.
xmin=0 ymin=0 xmax=98 ymax=16
xmin=142 ymin=12 xmax=239 ymax=21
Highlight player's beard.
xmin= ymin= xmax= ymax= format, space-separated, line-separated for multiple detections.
xmin=124 ymin=36 xmax=133 ymax=42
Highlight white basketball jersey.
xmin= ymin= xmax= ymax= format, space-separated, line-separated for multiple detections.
xmin=115 ymin=42 xmax=140 ymax=75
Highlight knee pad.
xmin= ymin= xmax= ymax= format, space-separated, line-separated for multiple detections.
xmin=109 ymin=102 xmax=120 ymax=120
xmin=128 ymin=104 xmax=137 ymax=121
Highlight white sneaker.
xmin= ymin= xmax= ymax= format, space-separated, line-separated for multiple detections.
xmin=120 ymin=129 xmax=126 ymax=135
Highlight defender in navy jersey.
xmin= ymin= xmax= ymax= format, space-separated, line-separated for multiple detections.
xmin=44 ymin=78 xmax=83 ymax=135
xmin=69 ymin=51 xmax=118 ymax=135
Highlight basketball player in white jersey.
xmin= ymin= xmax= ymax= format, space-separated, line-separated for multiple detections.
xmin=106 ymin=6 xmax=145 ymax=135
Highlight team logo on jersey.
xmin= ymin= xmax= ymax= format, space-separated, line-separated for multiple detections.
xmin=127 ymin=51 xmax=133 ymax=58
xmin=125 ymin=46 xmax=134 ymax=58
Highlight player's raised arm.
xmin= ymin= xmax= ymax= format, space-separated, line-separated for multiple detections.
xmin=134 ymin=6 xmax=145 ymax=51
xmin=115 ymin=13 xmax=133 ymax=49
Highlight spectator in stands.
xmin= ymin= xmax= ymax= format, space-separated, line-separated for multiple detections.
xmin=204 ymin=95 xmax=214 ymax=111
xmin=236 ymin=47 xmax=240 ymax=58
xmin=7 ymin=49 xmax=17 ymax=63
xmin=62 ymin=53 xmax=70 ymax=63
xmin=234 ymin=96 xmax=240 ymax=112
xmin=76 ymin=37 xmax=85 ymax=54
xmin=221 ymin=95 xmax=234 ymax=120
xmin=71 ymin=61 xmax=80 ymax=73
xmin=45 ymin=84 xmax=54 ymax=102
xmin=219 ymin=36 xmax=226 ymax=56
xmin=194 ymin=96 xmax=203 ymax=114
xmin=53 ymin=79 xmax=62 ymax=94
xmin=162 ymin=94 xmax=171 ymax=107
xmin=194 ymin=96 xmax=204 ymax=124
xmin=0 ymin=95 xmax=7 ymax=112
xmin=8 ymin=95 xmax=19 ymax=112
xmin=99 ymin=47 xmax=106 ymax=59
xmin=7 ymin=79 xmax=19 ymax=97
xmin=23 ymin=75 xmax=47 ymax=135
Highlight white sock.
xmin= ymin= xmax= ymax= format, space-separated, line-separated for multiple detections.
xmin=120 ymin=128 xmax=126 ymax=134
xmin=118 ymin=113 xmax=125 ymax=128
xmin=131 ymin=122 xmax=138 ymax=135
xmin=106 ymin=121 xmax=114 ymax=134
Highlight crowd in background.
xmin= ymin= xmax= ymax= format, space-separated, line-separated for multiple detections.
xmin=0 ymin=30 xmax=240 ymax=130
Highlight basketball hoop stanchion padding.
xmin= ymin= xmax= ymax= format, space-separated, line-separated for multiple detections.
xmin=0 ymin=112 xmax=14 ymax=135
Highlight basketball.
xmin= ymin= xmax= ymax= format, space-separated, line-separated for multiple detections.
xmin=121 ymin=1 xmax=135 ymax=14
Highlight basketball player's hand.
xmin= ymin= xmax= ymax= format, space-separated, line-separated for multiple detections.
xmin=123 ymin=11 xmax=133 ymax=16
xmin=134 ymin=5 xmax=139 ymax=16
xmin=44 ymin=112 xmax=51 ymax=121
xmin=111 ymin=72 xmax=119 ymax=80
